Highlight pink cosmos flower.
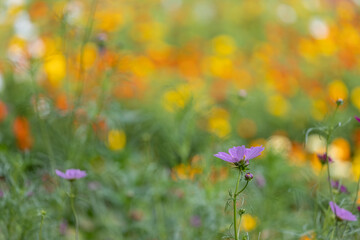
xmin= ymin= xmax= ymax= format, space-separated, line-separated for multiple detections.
xmin=214 ymin=145 xmax=264 ymax=164
xmin=331 ymin=180 xmax=349 ymax=194
xmin=55 ymin=169 xmax=87 ymax=180
xmin=329 ymin=201 xmax=357 ymax=221
xmin=355 ymin=116 xmax=360 ymax=122
xmin=317 ymin=153 xmax=333 ymax=164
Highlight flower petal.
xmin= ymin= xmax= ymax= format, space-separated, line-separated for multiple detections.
xmin=245 ymin=146 xmax=265 ymax=160
xmin=55 ymin=169 xmax=67 ymax=179
xmin=229 ymin=146 xmax=245 ymax=160
xmin=214 ymin=152 xmax=234 ymax=162
xmin=66 ymin=169 xmax=87 ymax=179
xmin=329 ymin=201 xmax=357 ymax=221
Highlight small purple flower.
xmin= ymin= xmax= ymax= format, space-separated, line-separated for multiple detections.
xmin=88 ymin=181 xmax=100 ymax=191
xmin=355 ymin=116 xmax=360 ymax=123
xmin=329 ymin=201 xmax=357 ymax=221
xmin=59 ymin=220 xmax=68 ymax=235
xmin=255 ymin=174 xmax=266 ymax=188
xmin=245 ymin=172 xmax=253 ymax=181
xmin=55 ymin=169 xmax=87 ymax=180
xmin=190 ymin=215 xmax=202 ymax=227
xmin=214 ymin=145 xmax=264 ymax=164
xmin=331 ymin=180 xmax=349 ymax=194
xmin=317 ymin=153 xmax=333 ymax=164
xmin=26 ymin=191 xmax=34 ymax=197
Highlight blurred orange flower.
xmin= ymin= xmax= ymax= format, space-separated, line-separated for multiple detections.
xmin=55 ymin=93 xmax=71 ymax=112
xmin=171 ymin=163 xmax=202 ymax=181
xmin=13 ymin=117 xmax=33 ymax=151
xmin=0 ymin=101 xmax=8 ymax=122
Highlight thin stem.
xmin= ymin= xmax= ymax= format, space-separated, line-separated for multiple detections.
xmin=68 ymin=0 xmax=98 ymax=164
xmin=70 ymin=182 xmax=79 ymax=240
xmin=325 ymin=103 xmax=341 ymax=240
xmin=237 ymin=214 xmax=242 ymax=238
xmin=325 ymin=134 xmax=338 ymax=240
xmin=233 ymin=171 xmax=242 ymax=240
xmin=235 ymin=181 xmax=249 ymax=198
xmin=350 ymin=176 xmax=360 ymax=211
xmin=29 ymin=64 xmax=56 ymax=172
xmin=38 ymin=213 xmax=45 ymax=240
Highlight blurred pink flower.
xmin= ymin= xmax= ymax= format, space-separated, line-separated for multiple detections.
xmin=55 ymin=169 xmax=87 ymax=180
xmin=329 ymin=201 xmax=357 ymax=221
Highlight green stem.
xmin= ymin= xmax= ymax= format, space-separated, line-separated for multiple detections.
xmin=70 ymin=182 xmax=79 ymax=240
xmin=38 ymin=214 xmax=44 ymax=240
xmin=233 ymin=171 xmax=242 ymax=240
xmin=68 ymin=0 xmax=98 ymax=164
xmin=237 ymin=214 xmax=242 ymax=238
xmin=235 ymin=181 xmax=249 ymax=198
xmin=29 ymin=64 xmax=56 ymax=172
xmin=325 ymin=133 xmax=338 ymax=240
xmin=325 ymin=103 xmax=341 ymax=240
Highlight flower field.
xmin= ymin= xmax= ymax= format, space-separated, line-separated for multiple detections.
xmin=1 ymin=0 xmax=360 ymax=239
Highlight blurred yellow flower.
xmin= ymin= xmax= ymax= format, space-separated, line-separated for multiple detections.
xmin=317 ymin=38 xmax=337 ymax=56
xmin=337 ymin=2 xmax=355 ymax=22
xmin=267 ymin=94 xmax=289 ymax=117
xmin=327 ymin=80 xmax=348 ymax=101
xmin=351 ymin=87 xmax=360 ymax=110
xmin=43 ymin=54 xmax=66 ymax=88
xmin=43 ymin=37 xmax=62 ymax=57
xmin=237 ymin=118 xmax=257 ymax=139
xmin=204 ymin=56 xmax=234 ymax=79
xmin=298 ymin=39 xmax=318 ymax=62
xmin=208 ymin=108 xmax=231 ymax=138
xmin=131 ymin=56 xmax=155 ymax=78
xmin=162 ymin=85 xmax=191 ymax=112
xmin=244 ymin=0 xmax=263 ymax=18
xmin=211 ymin=35 xmax=236 ymax=56
xmin=8 ymin=36 xmax=26 ymax=50
xmin=95 ymin=11 xmax=124 ymax=32
xmin=310 ymin=153 xmax=323 ymax=175
xmin=340 ymin=25 xmax=360 ymax=51
xmin=108 ymin=129 xmax=126 ymax=151
xmin=210 ymin=107 xmax=230 ymax=119
xmin=146 ymin=41 xmax=172 ymax=62
xmin=240 ymin=214 xmax=257 ymax=232
xmin=132 ymin=22 xmax=165 ymax=43
xmin=8 ymin=5 xmax=24 ymax=17
xmin=352 ymin=154 xmax=360 ymax=180
xmin=311 ymin=99 xmax=327 ymax=121
xmin=80 ymin=43 xmax=97 ymax=69
xmin=208 ymin=117 xmax=230 ymax=138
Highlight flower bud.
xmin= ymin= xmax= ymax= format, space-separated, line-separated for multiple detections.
xmin=245 ymin=172 xmax=253 ymax=181
xmin=336 ymin=98 xmax=343 ymax=106
xmin=238 ymin=208 xmax=246 ymax=216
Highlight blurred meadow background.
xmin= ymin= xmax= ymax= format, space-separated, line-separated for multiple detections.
xmin=1 ymin=0 xmax=360 ymax=239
